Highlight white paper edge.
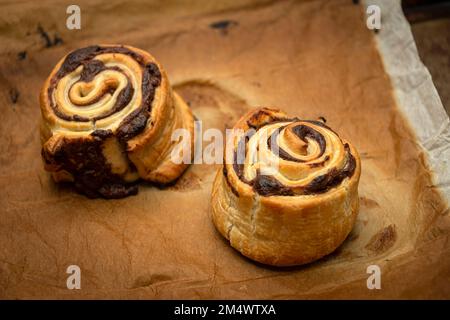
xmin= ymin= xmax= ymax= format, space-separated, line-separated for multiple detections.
xmin=364 ymin=0 xmax=450 ymax=202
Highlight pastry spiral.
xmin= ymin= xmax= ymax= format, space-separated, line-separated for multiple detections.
xmin=40 ymin=45 xmax=194 ymax=198
xmin=211 ymin=108 xmax=361 ymax=266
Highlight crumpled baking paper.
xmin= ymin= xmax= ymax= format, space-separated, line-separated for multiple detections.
xmin=0 ymin=0 xmax=448 ymax=299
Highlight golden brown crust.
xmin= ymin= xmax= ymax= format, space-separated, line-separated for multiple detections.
xmin=40 ymin=44 xmax=194 ymax=198
xmin=211 ymin=108 xmax=361 ymax=266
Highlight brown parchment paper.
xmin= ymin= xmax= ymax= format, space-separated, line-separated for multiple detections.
xmin=0 ymin=0 xmax=449 ymax=299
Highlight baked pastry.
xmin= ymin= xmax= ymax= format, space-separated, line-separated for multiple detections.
xmin=40 ymin=45 xmax=194 ymax=198
xmin=211 ymin=108 xmax=361 ymax=266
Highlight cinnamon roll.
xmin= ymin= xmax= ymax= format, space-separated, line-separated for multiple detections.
xmin=211 ymin=108 xmax=361 ymax=266
xmin=40 ymin=45 xmax=194 ymax=198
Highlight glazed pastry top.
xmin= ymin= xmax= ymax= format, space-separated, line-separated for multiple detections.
xmin=225 ymin=108 xmax=358 ymax=197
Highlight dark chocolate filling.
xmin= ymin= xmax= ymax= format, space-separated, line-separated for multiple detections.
xmin=267 ymin=125 xmax=326 ymax=163
xmin=79 ymin=59 xmax=106 ymax=82
xmin=302 ymin=144 xmax=356 ymax=194
xmin=42 ymin=129 xmax=138 ymax=199
xmin=252 ymin=173 xmax=294 ymax=197
xmin=291 ymin=124 xmax=326 ymax=156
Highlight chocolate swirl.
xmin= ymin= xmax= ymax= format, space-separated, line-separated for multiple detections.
xmin=46 ymin=45 xmax=160 ymax=136
xmin=225 ymin=108 xmax=357 ymax=197
xmin=40 ymin=45 xmax=194 ymax=198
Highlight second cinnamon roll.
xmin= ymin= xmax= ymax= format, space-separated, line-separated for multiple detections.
xmin=211 ymin=108 xmax=361 ymax=266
